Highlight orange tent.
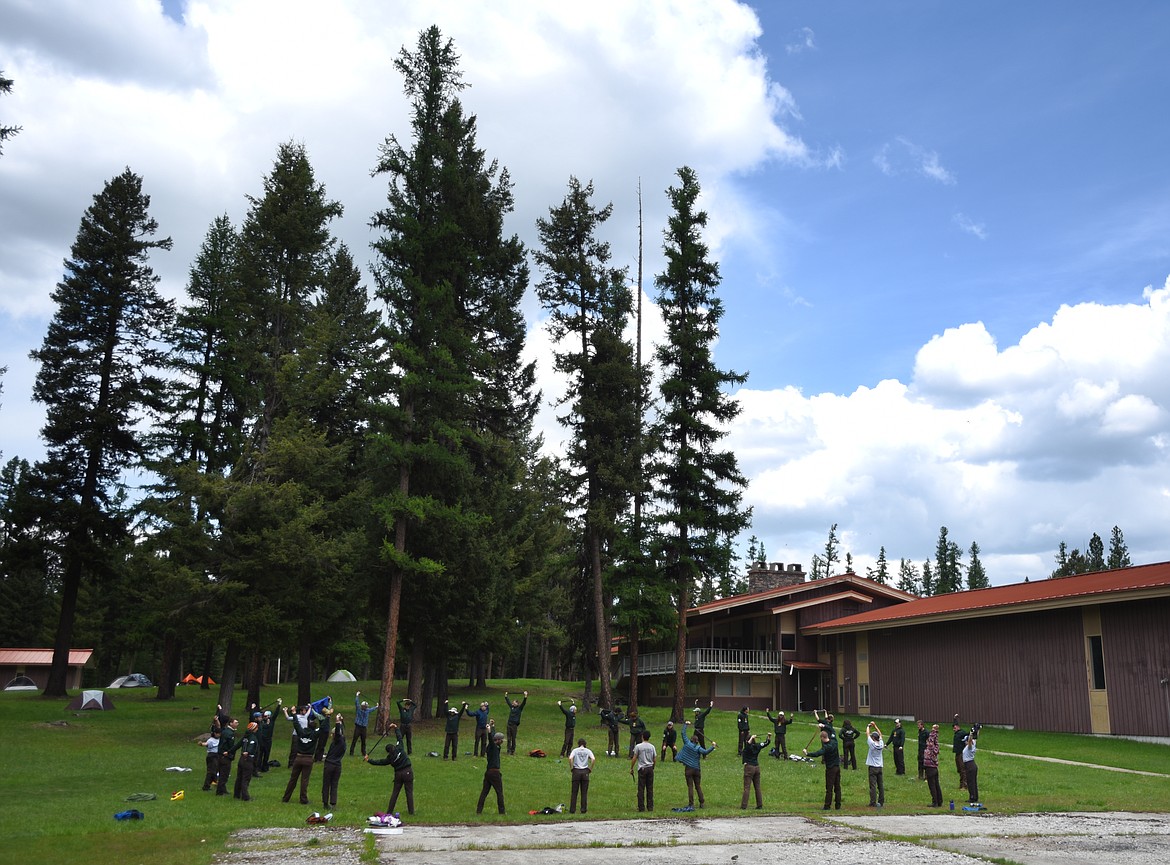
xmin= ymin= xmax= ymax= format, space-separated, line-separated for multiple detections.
xmin=181 ymin=674 xmax=216 ymax=685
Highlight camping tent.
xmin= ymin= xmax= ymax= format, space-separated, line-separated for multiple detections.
xmin=3 ymin=675 xmax=37 ymax=691
xmin=181 ymin=673 xmax=216 ymax=685
xmin=326 ymin=669 xmax=356 ymax=682
xmin=66 ymin=690 xmax=115 ymax=710
xmin=108 ymin=673 xmax=152 ymax=688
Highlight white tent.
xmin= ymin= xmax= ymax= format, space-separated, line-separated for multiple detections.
xmin=326 ymin=669 xmax=356 ymax=682
xmin=66 ymin=689 xmax=115 ymax=710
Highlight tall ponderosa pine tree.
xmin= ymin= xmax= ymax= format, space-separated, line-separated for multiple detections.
xmin=1107 ymin=526 xmax=1131 ymax=570
xmin=370 ymin=26 xmax=533 ymax=730
xmin=534 ymin=176 xmax=644 ymax=712
xmin=30 ymin=169 xmax=173 ymax=696
xmin=966 ymin=541 xmax=989 ymax=589
xmin=867 ymin=545 xmax=890 ymax=585
xmin=649 ymin=166 xmax=750 ymax=721
xmin=1087 ymin=532 xmax=1106 ymax=573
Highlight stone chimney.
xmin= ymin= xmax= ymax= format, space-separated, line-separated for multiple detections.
xmin=747 ymin=561 xmax=807 ymax=594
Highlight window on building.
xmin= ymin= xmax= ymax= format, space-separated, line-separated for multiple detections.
xmin=736 ymin=675 xmax=752 ymax=696
xmin=715 ymin=676 xmax=733 ymax=696
xmin=839 ymin=684 xmax=845 ymax=707
xmin=1088 ymin=635 xmax=1106 ymax=690
xmin=780 ymin=633 xmax=796 ymax=651
xmin=858 ymin=683 xmax=870 ymax=707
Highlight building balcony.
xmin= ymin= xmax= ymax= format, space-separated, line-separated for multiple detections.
xmin=617 ymin=647 xmax=785 ymax=678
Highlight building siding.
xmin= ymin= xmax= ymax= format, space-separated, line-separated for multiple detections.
xmin=865 ymin=607 xmax=1092 ymax=732
xmin=1101 ymin=598 xmax=1170 ymax=736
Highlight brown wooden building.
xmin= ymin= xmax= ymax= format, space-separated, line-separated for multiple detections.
xmin=619 ymin=564 xmax=915 ymax=714
xmin=0 ymin=648 xmax=93 ymax=691
xmin=807 ymin=563 xmax=1170 ymax=737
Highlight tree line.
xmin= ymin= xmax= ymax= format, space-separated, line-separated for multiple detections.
xmin=0 ymin=27 xmax=749 ymax=727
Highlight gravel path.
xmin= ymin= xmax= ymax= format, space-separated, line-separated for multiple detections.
xmin=216 ymin=811 xmax=1170 ymax=865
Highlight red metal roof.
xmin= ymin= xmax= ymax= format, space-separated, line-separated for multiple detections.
xmin=688 ymin=572 xmax=915 ymax=618
xmin=806 ymin=562 xmax=1170 ymax=633
xmin=0 ymin=648 xmax=94 ymax=666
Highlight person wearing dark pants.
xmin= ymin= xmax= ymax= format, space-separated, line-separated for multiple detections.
xmin=953 ymin=719 xmax=969 ymax=790
xmin=600 ymin=705 xmax=620 ymax=756
xmin=215 ymin=718 xmax=238 ymax=797
xmin=917 ymin=719 xmax=928 ymax=780
xmin=765 ymin=709 xmax=793 ymax=759
xmin=630 ymin=730 xmax=657 ymax=812
xmin=692 ymin=701 xmax=713 ymax=752
xmin=568 ymin=738 xmax=595 ymax=813
xmin=864 ymin=721 xmax=885 ymax=807
xmin=924 ymin=724 xmax=943 ymax=807
xmin=963 ymin=726 xmax=981 ymax=806
xmin=736 ymin=706 xmax=751 ymax=754
xmin=806 ymin=730 xmax=842 ymax=810
xmin=442 ymin=700 xmax=467 ymax=760
xmin=678 ymin=722 xmax=715 ymax=807
xmin=502 ymin=691 xmax=527 ymax=755
xmin=321 ymin=716 xmax=345 ymax=809
xmin=231 ymin=721 xmax=260 ymax=801
xmin=740 ymin=734 xmax=770 ymax=809
xmin=201 ymin=731 xmax=220 ymax=791
xmin=397 ymin=697 xmax=416 ymax=755
xmin=366 ymin=725 xmax=414 ymax=815
xmin=619 ymin=710 xmax=647 ymax=758
xmin=283 ymin=712 xmax=323 ymax=804
xmin=257 ymin=710 xmax=274 ymax=773
xmin=661 ymin=721 xmax=678 ymax=761
xmin=839 ymin=719 xmax=860 ymax=769
xmin=351 ymin=692 xmax=378 ymax=757
xmin=469 ymin=701 xmax=491 ymax=757
xmin=476 ymin=731 xmax=506 ymax=814
xmin=557 ymin=701 xmax=577 ymax=758
xmin=889 ymin=718 xmax=906 ymax=775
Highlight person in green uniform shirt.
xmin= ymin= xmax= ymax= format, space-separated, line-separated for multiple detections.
xmin=215 ymin=717 xmax=239 ymax=797
xmin=442 ymin=700 xmax=467 ymax=760
xmin=619 ymin=709 xmax=647 ymax=757
xmin=765 ymin=708 xmax=793 ymax=759
xmin=889 ymin=718 xmax=906 ymax=775
xmin=502 ymin=690 xmax=527 ymax=755
xmin=557 ymin=700 xmax=577 ymax=757
xmin=806 ymin=729 xmax=842 ymax=810
xmin=740 ymin=733 xmax=771 ymax=809
xmin=692 ymin=700 xmax=713 ymax=752
xmin=736 ymin=706 xmax=751 ymax=754
xmin=396 ymin=697 xmax=416 ymax=754
xmin=839 ymin=718 xmax=860 ymax=769
xmin=366 ymin=723 xmax=414 ymax=815
xmin=661 ymin=720 xmax=678 ymax=761
xmin=476 ymin=730 xmax=506 ymax=814
xmin=231 ymin=720 xmax=260 ymax=801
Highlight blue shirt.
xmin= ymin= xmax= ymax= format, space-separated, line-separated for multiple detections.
xmin=677 ymin=736 xmax=714 ymax=769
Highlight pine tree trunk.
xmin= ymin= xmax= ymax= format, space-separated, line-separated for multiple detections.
xmin=589 ymin=530 xmax=614 ymax=710
xmin=155 ymin=634 xmax=181 ymax=700
xmin=217 ymin=640 xmax=240 ymax=713
xmin=376 ymin=408 xmax=411 ymax=735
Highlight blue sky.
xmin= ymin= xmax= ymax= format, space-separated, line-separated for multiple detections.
xmin=2 ymin=1 xmax=1170 ymax=584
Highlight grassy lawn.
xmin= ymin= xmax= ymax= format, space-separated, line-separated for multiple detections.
xmin=3 ymin=677 xmax=1169 ymax=865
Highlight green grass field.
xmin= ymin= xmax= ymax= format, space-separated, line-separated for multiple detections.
xmin=3 ymin=677 xmax=1169 ymax=865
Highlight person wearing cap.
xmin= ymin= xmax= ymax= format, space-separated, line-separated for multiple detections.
xmin=661 ymin=720 xmax=679 ymax=761
xmin=351 ymin=691 xmax=379 ymax=757
xmin=282 ymin=707 xmax=324 ymax=804
xmin=321 ymin=714 xmax=346 ymax=809
xmin=839 ymin=718 xmax=860 ymax=770
xmin=231 ymin=720 xmax=260 ymax=801
xmin=692 ymin=700 xmax=713 ymax=753
xmin=468 ymin=701 xmax=491 ymax=757
xmin=618 ymin=708 xmax=647 ymax=757
xmin=740 ymin=732 xmax=771 ymax=809
xmin=366 ymin=723 xmax=414 ymax=815
xmin=813 ymin=708 xmax=836 ymax=740
xmin=215 ymin=717 xmax=239 ymax=797
xmin=864 ymin=721 xmax=885 ymax=807
xmin=630 ymin=730 xmax=657 ymax=812
xmin=442 ymin=699 xmax=467 ymax=760
xmin=678 ymin=721 xmax=716 ymax=807
xmin=952 ymin=717 xmax=969 ymax=790
xmin=962 ymin=726 xmax=981 ymax=808
xmin=475 ymin=728 xmax=506 ymax=814
xmin=568 ymin=737 xmax=596 ymax=813
xmin=557 ymin=700 xmax=578 ymax=757
xmin=923 ymin=723 xmax=943 ymax=807
xmin=502 ymin=690 xmax=527 ymax=755
xmin=285 ymin=701 xmax=320 ymax=766
xmin=805 ymin=729 xmax=842 ymax=810
xmin=889 ymin=718 xmax=906 ymax=775
xmin=257 ymin=709 xmax=275 ymax=773
xmin=736 ymin=706 xmax=751 ymax=754
xmin=397 ymin=697 xmax=416 ymax=754
xmin=765 ymin=708 xmax=793 ymax=759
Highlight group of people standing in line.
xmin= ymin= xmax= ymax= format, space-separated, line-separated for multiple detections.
xmin=202 ymin=691 xmax=983 ymax=817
